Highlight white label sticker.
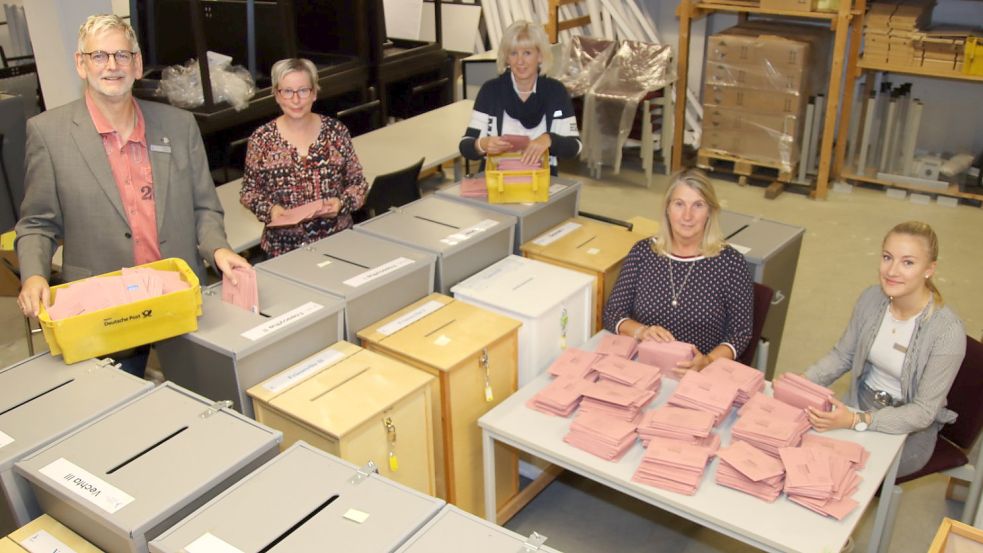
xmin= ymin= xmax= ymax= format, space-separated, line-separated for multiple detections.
xmin=343 ymin=257 xmax=415 ymax=288
xmin=532 ymin=222 xmax=581 ymax=246
xmin=0 ymin=429 xmax=13 ymax=449
xmin=377 ymin=300 xmax=446 ymax=336
xmin=262 ymin=348 xmax=347 ymax=393
xmin=317 ymin=259 xmax=332 ymax=268
xmin=586 ymin=247 xmax=600 ymax=255
xmin=548 ymin=183 xmax=567 ymax=194
xmin=730 ymin=243 xmax=751 ymax=255
xmin=343 ymin=508 xmax=370 ymax=524
xmin=444 ymin=218 xmax=499 ymax=244
xmin=434 ymin=335 xmax=451 ymax=346
xmin=19 ymin=529 xmax=78 ymax=553
xmin=184 ymin=532 xmax=245 ymax=553
xmin=241 ymin=302 xmax=324 ymax=341
xmin=39 ymin=458 xmax=134 ymax=514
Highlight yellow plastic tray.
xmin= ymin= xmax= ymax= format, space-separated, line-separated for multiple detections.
xmin=964 ymin=37 xmax=983 ymax=76
xmin=485 ymin=151 xmax=550 ymax=204
xmin=39 ymin=258 xmax=202 ymax=364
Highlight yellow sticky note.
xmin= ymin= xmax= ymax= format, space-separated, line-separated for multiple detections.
xmin=0 ymin=230 xmax=15 ymax=251
xmin=343 ymin=508 xmax=370 ymax=524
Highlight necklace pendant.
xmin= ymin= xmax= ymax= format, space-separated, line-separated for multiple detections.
xmin=671 ymin=299 xmax=678 ymax=307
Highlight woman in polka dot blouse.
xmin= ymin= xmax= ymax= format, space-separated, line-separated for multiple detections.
xmin=603 ymin=169 xmax=753 ymax=374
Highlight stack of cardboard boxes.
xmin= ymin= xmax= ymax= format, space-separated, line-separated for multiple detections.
xmin=701 ymin=22 xmax=830 ymax=172
xmin=864 ymin=0 xmax=956 ymax=70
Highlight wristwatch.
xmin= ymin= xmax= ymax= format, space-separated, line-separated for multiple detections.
xmin=853 ymin=411 xmax=870 ymax=432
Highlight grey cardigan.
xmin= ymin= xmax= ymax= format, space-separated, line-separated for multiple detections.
xmin=804 ymin=285 xmax=966 ymax=434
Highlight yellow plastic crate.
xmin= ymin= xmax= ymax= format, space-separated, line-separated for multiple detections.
xmin=39 ymin=258 xmax=202 ymax=364
xmin=964 ymin=37 xmax=983 ymax=76
xmin=485 ymin=151 xmax=550 ymax=204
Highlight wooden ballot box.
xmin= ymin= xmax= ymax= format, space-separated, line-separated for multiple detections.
xmin=149 ymin=442 xmax=444 ymax=553
xmin=394 ymin=505 xmax=565 ymax=553
xmin=521 ymin=217 xmax=645 ymax=333
xmin=247 ymin=342 xmax=437 ymax=495
xmin=357 ymin=294 xmax=520 ymax=518
xmin=4 ymin=515 xmax=103 ymax=552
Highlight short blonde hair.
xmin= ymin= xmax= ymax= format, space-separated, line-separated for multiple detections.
xmin=77 ymin=14 xmax=139 ymax=54
xmin=654 ymin=168 xmax=726 ymax=257
xmin=497 ymin=21 xmax=552 ymax=75
xmin=271 ymin=58 xmax=320 ymax=94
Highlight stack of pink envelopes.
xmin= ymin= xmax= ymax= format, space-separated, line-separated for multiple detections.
xmin=632 ymin=438 xmax=714 ymax=495
xmin=595 ymin=334 xmax=639 ymax=359
xmin=268 ymin=199 xmax=335 ymax=227
xmin=495 ymin=158 xmax=542 ymax=171
xmin=564 ymin=410 xmax=638 ymax=461
xmin=635 ymin=406 xmax=715 ymax=446
xmin=579 ymin=379 xmax=657 ymax=423
xmin=221 ymin=265 xmax=259 ymax=313
xmin=47 ymin=268 xmax=190 ymax=320
xmin=527 ymin=376 xmax=590 ymax=416
xmin=667 ymin=371 xmax=739 ymax=425
xmin=592 ymin=356 xmax=662 ymax=392
xmin=773 ymin=373 xmax=834 ymax=412
xmin=780 ymin=446 xmax=861 ymax=520
xmin=501 ymin=134 xmax=532 ymax=151
xmin=701 ymin=359 xmax=765 ymax=405
xmin=800 ymin=434 xmax=870 ymax=470
xmin=636 ymin=340 xmax=694 ymax=379
xmin=716 ymin=440 xmax=786 ymax=502
xmin=459 ymin=177 xmax=488 ymax=199
xmin=730 ymin=411 xmax=811 ymax=456
xmin=547 ymin=348 xmax=604 ymax=380
xmin=738 ymin=392 xmax=808 ymax=422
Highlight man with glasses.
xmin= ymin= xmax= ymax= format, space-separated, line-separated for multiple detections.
xmin=15 ymin=14 xmax=249 ymax=376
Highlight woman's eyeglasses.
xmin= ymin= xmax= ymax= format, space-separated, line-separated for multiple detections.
xmin=277 ymin=87 xmax=313 ymax=100
xmin=81 ymin=50 xmax=137 ymax=67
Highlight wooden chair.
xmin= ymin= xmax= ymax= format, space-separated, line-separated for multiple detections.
xmin=546 ymin=0 xmax=592 ymax=43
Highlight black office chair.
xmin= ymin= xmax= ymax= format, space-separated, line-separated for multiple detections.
xmin=211 ymin=137 xmax=250 ymax=184
xmin=0 ymin=62 xmax=45 ymax=116
xmin=354 ymin=158 xmax=424 ymax=223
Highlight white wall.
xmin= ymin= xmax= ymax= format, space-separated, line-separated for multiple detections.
xmin=638 ymin=0 xmax=982 ymax=156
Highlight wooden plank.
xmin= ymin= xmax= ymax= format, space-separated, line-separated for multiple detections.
xmin=840 ymin=170 xmax=983 ymax=204
xmin=496 ymin=464 xmax=564 ymax=524
xmin=832 ymin=1 xmax=865 ymax=179
xmin=858 ymin=59 xmax=983 ymax=83
xmin=814 ymin=9 xmax=853 ymax=200
xmin=672 ymin=0 xmax=694 ymax=171
xmin=765 ymin=180 xmax=786 ymax=199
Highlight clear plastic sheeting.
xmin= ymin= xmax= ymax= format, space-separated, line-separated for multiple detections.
xmin=549 ymin=36 xmax=617 ymax=99
xmin=580 ymin=41 xmax=674 ymax=175
xmin=155 ymin=51 xmax=256 ymax=111
xmin=701 ymin=106 xmax=800 ymax=171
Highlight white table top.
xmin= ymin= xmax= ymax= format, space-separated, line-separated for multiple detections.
xmin=216 ymin=179 xmax=264 ymax=254
xmin=478 ymin=332 xmax=906 ymax=553
xmin=353 ymin=100 xmax=474 ymax=184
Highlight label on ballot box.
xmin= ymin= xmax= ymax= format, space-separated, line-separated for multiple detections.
xmin=440 ymin=219 xmax=500 ymax=246
xmin=532 ymin=222 xmax=581 ymax=246
xmin=19 ymin=530 xmax=77 ymax=553
xmin=261 ymin=348 xmax=347 ymax=393
xmin=184 ymin=532 xmax=244 ymax=553
xmin=0 ymin=429 xmax=13 ymax=448
xmin=39 ymin=457 xmax=134 ymax=514
xmin=377 ymin=300 xmax=446 ymax=336
xmin=343 ymin=257 xmax=415 ymax=288
xmin=240 ymin=301 xmax=324 ymax=341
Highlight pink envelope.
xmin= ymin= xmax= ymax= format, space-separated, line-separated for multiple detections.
xmin=595 ymin=334 xmax=639 ymax=359
xmin=773 ymin=373 xmax=833 ymax=412
xmin=637 ymin=340 xmax=694 ymax=378
xmin=548 ymin=348 xmax=603 ymax=379
xmin=718 ymin=440 xmax=785 ymax=482
xmin=500 ymin=134 xmax=531 ymax=151
xmin=222 ymin=266 xmax=259 ymax=313
xmin=460 ymin=177 xmax=488 ymax=199
xmin=800 ymin=434 xmax=869 ymax=469
xmin=592 ymin=356 xmax=661 ymax=390
xmin=701 ymin=358 xmax=764 ymax=404
xmin=739 ymin=393 xmax=808 ymax=422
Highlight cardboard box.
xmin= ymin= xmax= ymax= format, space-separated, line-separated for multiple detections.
xmin=5 ymin=514 xmax=103 ymax=553
xmin=704 ymin=106 xmax=803 ymax=138
xmin=702 ymin=127 xmax=800 ymax=170
xmin=703 ymin=83 xmax=806 ymax=115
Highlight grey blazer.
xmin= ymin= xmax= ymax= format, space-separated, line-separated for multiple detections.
xmin=804 ymin=285 xmax=966 ymax=434
xmin=15 ymin=97 xmax=230 ymax=284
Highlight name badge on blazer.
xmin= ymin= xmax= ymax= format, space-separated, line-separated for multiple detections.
xmin=150 ymin=144 xmax=172 ymax=154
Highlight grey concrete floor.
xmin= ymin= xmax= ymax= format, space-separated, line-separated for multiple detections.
xmin=1 ymin=155 xmax=980 ymax=552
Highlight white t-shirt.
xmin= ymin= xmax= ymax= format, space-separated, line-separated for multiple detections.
xmin=864 ymin=308 xmax=918 ymax=401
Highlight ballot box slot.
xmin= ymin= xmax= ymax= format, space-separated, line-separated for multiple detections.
xmin=423 ymin=319 xmax=456 ymax=338
xmin=256 ymin=493 xmax=339 ymax=552
xmin=512 ymin=277 xmax=535 ymax=291
xmin=322 ymin=253 xmax=369 ymax=269
xmin=725 ymin=224 xmax=750 ymax=240
xmin=309 ymin=366 xmax=371 ymax=402
xmin=105 ymin=426 xmax=189 ymax=475
xmin=576 ymin=235 xmax=597 ymax=249
xmin=257 ymin=311 xmax=272 ymax=318
xmin=412 ymin=215 xmax=459 ymax=229
xmin=0 ymin=378 xmax=74 ymax=416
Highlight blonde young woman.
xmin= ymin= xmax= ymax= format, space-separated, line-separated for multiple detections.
xmin=805 ymin=221 xmax=966 ymax=477
xmin=603 ymin=169 xmax=754 ymax=374
xmin=458 ymin=20 xmax=581 ymax=175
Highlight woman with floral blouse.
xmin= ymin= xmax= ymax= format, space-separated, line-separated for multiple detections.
xmin=240 ymin=58 xmax=368 ymax=258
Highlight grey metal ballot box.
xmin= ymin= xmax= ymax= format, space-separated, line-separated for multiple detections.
xmin=257 ymin=230 xmax=436 ymax=342
xmin=354 ymin=196 xmax=516 ymax=294
xmin=155 ymin=271 xmax=345 ymax=418
xmin=149 ymin=441 xmax=445 ymax=553
xmin=719 ymin=210 xmax=754 ymax=239
xmin=394 ymin=505 xmax=563 ymax=553
xmin=435 ymin=177 xmax=581 ymax=253
xmin=726 ymin=217 xmax=805 ymax=379
xmin=0 ymin=354 xmax=152 ymax=535
xmin=14 ymin=382 xmax=282 ymax=553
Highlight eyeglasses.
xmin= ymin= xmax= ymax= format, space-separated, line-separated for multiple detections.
xmin=277 ymin=87 xmax=313 ymax=100
xmin=81 ymin=50 xmax=137 ymax=67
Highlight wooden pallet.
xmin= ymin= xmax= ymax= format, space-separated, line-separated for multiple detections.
xmin=697 ymin=149 xmax=797 ymax=199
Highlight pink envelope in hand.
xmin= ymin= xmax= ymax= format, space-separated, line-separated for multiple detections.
xmin=222 ymin=266 xmax=259 ymax=313
xmin=595 ymin=334 xmax=639 ymax=359
xmin=500 ymin=134 xmax=531 ymax=151
xmin=637 ymin=340 xmax=694 ymax=378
